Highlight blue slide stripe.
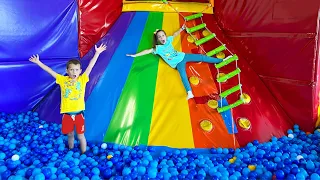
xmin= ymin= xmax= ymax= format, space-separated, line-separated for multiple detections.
xmin=84 ymin=12 xmax=150 ymax=142
xmin=219 ymin=98 xmax=238 ymax=134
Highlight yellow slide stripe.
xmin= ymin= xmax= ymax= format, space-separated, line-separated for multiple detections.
xmin=148 ymin=13 xmax=194 ymax=148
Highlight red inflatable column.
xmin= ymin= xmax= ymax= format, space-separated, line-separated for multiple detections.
xmin=78 ymin=0 xmax=123 ymax=57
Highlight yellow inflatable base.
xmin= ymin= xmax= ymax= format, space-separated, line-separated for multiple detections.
xmin=122 ymin=1 xmax=214 ymax=14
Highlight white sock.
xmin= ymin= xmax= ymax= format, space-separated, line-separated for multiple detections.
xmin=187 ymin=91 xmax=194 ymax=100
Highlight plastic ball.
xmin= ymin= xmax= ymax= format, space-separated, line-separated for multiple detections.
xmin=287 ymin=174 xmax=297 ymax=179
xmin=288 ymin=134 xmax=294 ymax=138
xmin=1 ymin=112 xmax=320 ymax=180
xmin=122 ymin=167 xmax=131 ymax=176
xmin=1 ymin=170 xmax=11 ymax=179
xmin=137 ymin=166 xmax=146 ymax=175
xmin=99 ymin=143 xmax=107 ymax=149
xmin=275 ymin=170 xmax=285 ymax=179
xmin=297 ymin=155 xmax=304 ymax=161
xmin=107 ymin=155 xmax=113 ymax=160
xmin=101 ymin=168 xmax=112 ymax=179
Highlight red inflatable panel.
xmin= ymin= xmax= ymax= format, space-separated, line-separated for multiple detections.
xmin=78 ymin=0 xmax=122 ymax=57
xmin=215 ymin=0 xmax=319 ymax=33
xmin=315 ymin=12 xmax=320 ymax=127
xmin=214 ymin=0 xmax=320 ymax=132
xmin=199 ymin=14 xmax=292 ymax=146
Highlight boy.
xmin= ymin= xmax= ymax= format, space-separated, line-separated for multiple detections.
xmin=29 ymin=44 xmax=107 ymax=153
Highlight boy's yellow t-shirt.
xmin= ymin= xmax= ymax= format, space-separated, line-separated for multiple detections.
xmin=56 ymin=73 xmax=89 ymax=113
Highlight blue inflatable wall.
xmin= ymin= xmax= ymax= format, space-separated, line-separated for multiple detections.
xmin=0 ymin=0 xmax=79 ymax=113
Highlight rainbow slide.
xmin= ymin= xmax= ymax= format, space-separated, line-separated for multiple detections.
xmin=37 ymin=1 xmax=293 ymax=149
xmin=85 ymin=11 xmax=238 ymax=148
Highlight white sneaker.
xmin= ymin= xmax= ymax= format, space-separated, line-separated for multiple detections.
xmin=187 ymin=91 xmax=194 ymax=100
xmin=223 ymin=55 xmax=232 ymax=61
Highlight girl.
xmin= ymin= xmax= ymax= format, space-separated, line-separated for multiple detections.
xmin=126 ymin=26 xmax=223 ymax=100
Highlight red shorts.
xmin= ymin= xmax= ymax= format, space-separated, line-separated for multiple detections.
xmin=61 ymin=113 xmax=85 ymax=134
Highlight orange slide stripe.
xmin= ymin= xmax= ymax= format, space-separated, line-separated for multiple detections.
xmin=189 ymin=100 xmax=239 ymax=148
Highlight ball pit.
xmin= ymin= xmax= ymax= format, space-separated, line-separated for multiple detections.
xmin=0 ymin=111 xmax=320 ymax=179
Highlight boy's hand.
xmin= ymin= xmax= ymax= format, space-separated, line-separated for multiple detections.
xmin=29 ymin=54 xmax=58 ymax=78
xmin=84 ymin=43 xmax=107 ymax=76
xmin=95 ymin=43 xmax=107 ymax=54
xmin=29 ymin=54 xmax=40 ymax=64
xmin=126 ymin=54 xmax=136 ymax=57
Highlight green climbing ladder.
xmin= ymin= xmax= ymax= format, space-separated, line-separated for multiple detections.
xmin=162 ymin=0 xmax=247 ymax=113
xmin=183 ymin=13 xmax=245 ymax=113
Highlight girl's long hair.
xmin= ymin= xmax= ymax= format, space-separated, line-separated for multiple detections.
xmin=153 ymin=29 xmax=166 ymax=49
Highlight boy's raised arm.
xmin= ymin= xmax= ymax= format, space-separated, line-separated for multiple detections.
xmin=84 ymin=44 xmax=107 ymax=76
xmin=29 ymin=54 xmax=58 ymax=78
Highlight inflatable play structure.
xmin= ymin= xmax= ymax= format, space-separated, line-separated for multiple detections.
xmin=0 ymin=0 xmax=320 ymax=179
xmin=1 ymin=0 xmax=320 ymax=148
xmin=0 ymin=1 xmax=319 ymax=148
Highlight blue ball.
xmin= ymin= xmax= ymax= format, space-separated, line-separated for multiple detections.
xmin=130 ymin=161 xmax=137 ymax=167
xmin=6 ymin=160 xmax=18 ymax=170
xmin=249 ymin=171 xmax=258 ymax=178
xmin=228 ymin=148 xmax=235 ymax=154
xmin=141 ymin=159 xmax=149 ymax=166
xmin=195 ymin=174 xmax=205 ymax=180
xmin=1 ymin=170 xmax=11 ymax=179
xmin=91 ymin=167 xmax=100 ymax=175
xmin=252 ymin=140 xmax=259 ymax=145
xmin=311 ymin=173 xmax=320 ymax=180
xmin=148 ymin=167 xmax=157 ymax=178
xmin=210 ymin=148 xmax=217 ymax=154
xmin=275 ymin=170 xmax=285 ymax=179
xmin=0 ymin=153 xmax=6 ymax=160
xmin=222 ymin=148 xmax=229 ymax=154
xmin=102 ymin=168 xmax=112 ymax=179
xmin=276 ymin=162 xmax=285 ymax=169
xmin=106 ymin=161 xmax=113 ymax=168
xmin=123 ymin=175 xmax=132 ymax=180
xmin=228 ymin=168 xmax=235 ymax=175
xmin=286 ymin=174 xmax=297 ymax=180
xmin=41 ymin=168 xmax=52 ymax=178
xmin=177 ymin=174 xmax=185 ymax=179
xmin=282 ymin=166 xmax=291 ymax=175
xmin=115 ymin=162 xmax=124 ymax=171
xmin=123 ymin=150 xmax=130 ymax=156
xmin=113 ymin=175 xmax=122 ymax=180
xmin=137 ymin=166 xmax=146 ymax=175
xmin=34 ymin=173 xmax=45 ymax=180
xmin=296 ymin=172 xmax=305 ymax=179
xmin=122 ymin=167 xmax=131 ymax=176
xmin=306 ymin=160 xmax=315 ymax=170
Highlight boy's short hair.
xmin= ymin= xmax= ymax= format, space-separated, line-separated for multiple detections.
xmin=67 ymin=59 xmax=81 ymax=69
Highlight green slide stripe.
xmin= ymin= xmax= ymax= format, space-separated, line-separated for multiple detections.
xmin=104 ymin=12 xmax=163 ymax=146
